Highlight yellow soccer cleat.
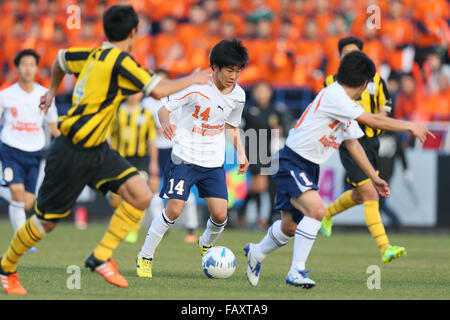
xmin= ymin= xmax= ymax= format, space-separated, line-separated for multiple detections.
xmin=136 ymin=256 xmax=153 ymax=278
xmin=198 ymin=240 xmax=212 ymax=257
xmin=320 ymin=216 xmax=333 ymax=238
xmin=382 ymin=245 xmax=406 ymax=263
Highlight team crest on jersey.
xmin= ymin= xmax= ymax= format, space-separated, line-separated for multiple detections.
xmin=367 ymin=82 xmax=376 ymax=95
xmin=137 ymin=114 xmax=146 ymax=125
xmin=11 ymin=107 xmax=18 ymax=118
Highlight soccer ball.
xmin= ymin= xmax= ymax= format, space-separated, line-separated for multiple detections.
xmin=201 ymin=246 xmax=236 ymax=279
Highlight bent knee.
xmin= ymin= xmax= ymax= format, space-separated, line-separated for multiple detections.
xmin=308 ymin=206 xmax=326 ymax=221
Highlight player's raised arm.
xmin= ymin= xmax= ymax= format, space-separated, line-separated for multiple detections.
xmin=344 ymin=139 xmax=390 ymax=198
xmin=356 ymin=112 xmax=435 ymax=143
xmin=150 ymin=68 xmax=212 ymax=100
xmin=38 ymin=60 xmax=65 ymax=113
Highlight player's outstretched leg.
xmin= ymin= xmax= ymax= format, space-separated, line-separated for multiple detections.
xmin=244 ymin=219 xmax=292 ymax=286
xmin=0 ymin=215 xmax=49 ymax=295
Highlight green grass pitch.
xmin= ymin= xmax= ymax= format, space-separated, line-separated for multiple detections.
xmin=0 ymin=221 xmax=449 ymax=300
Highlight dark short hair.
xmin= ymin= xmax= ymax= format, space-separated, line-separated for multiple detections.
xmin=103 ymin=5 xmax=138 ymax=42
xmin=336 ymin=51 xmax=375 ymax=88
xmin=338 ymin=36 xmax=364 ymax=55
xmin=14 ymin=49 xmax=40 ymax=67
xmin=210 ymin=39 xmax=249 ymax=70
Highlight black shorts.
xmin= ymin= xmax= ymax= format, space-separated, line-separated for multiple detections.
xmin=35 ymin=135 xmax=139 ymax=222
xmin=125 ymin=156 xmax=150 ymax=180
xmin=339 ymin=136 xmax=380 ymax=187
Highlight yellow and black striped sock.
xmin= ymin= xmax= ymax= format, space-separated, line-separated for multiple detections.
xmin=364 ymin=200 xmax=390 ymax=253
xmin=93 ymin=201 xmax=145 ymax=261
xmin=1 ymin=215 xmax=45 ymax=273
xmin=325 ymin=190 xmax=358 ymax=219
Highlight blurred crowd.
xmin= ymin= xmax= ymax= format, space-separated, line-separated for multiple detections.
xmin=0 ymin=0 xmax=449 ymax=121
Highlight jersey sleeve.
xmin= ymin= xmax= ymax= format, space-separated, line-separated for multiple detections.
xmin=57 ymin=47 xmax=93 ymax=75
xmin=44 ymin=98 xmax=58 ymax=123
xmin=162 ymin=85 xmax=196 ymax=112
xmin=117 ymin=55 xmax=162 ymax=96
xmin=343 ymin=120 xmax=364 ymax=140
xmin=226 ymin=100 xmax=245 ymax=127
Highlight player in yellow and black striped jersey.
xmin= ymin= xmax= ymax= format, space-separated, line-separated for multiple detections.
xmin=0 ymin=4 xmax=211 ymax=294
xmin=107 ymin=92 xmax=159 ymax=243
xmin=320 ymin=36 xmax=406 ymax=264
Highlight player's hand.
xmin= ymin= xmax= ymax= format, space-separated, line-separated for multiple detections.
xmin=237 ymin=153 xmax=249 ymax=175
xmin=372 ymin=176 xmax=390 ymax=198
xmin=39 ymin=90 xmax=55 ymax=115
xmin=410 ymin=123 xmax=435 ymax=143
xmin=189 ymin=67 xmax=212 ymax=84
xmin=162 ymin=123 xmax=176 ymax=140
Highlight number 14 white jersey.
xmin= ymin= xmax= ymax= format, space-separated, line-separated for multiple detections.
xmin=163 ymin=81 xmax=245 ymax=168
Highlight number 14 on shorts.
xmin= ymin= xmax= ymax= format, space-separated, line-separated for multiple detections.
xmin=168 ymin=178 xmax=185 ymax=195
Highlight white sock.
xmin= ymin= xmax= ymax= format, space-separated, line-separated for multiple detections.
xmin=184 ymin=193 xmax=198 ymax=230
xmin=253 ymin=220 xmax=292 ymax=262
xmin=199 ymin=217 xmax=227 ymax=248
xmin=0 ymin=186 xmax=12 ymax=203
xmin=9 ymin=201 xmax=26 ymax=232
xmin=290 ymin=216 xmax=322 ymax=272
xmin=149 ymin=196 xmax=164 ymax=222
xmin=139 ymin=210 xmax=174 ymax=259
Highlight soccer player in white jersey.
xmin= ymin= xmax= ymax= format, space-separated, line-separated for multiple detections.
xmin=136 ymin=39 xmax=250 ymax=277
xmin=142 ymin=69 xmax=200 ymax=244
xmin=0 ymin=50 xmax=60 ymax=249
xmin=244 ymin=51 xmax=434 ymax=288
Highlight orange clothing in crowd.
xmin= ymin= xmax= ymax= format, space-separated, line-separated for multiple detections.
xmin=382 ymin=17 xmax=415 ymax=72
xmin=152 ymin=32 xmax=183 ymax=66
xmin=240 ymin=38 xmax=276 ymax=84
xmin=293 ymin=38 xmax=324 ymax=91
xmin=413 ymin=0 xmax=450 ymax=48
xmin=419 ymin=89 xmax=450 ymax=121
xmin=324 ymin=34 xmax=347 ymax=76
xmin=364 ymin=38 xmax=386 ymax=71
xmin=272 ymin=38 xmax=297 ymax=86
xmin=394 ymin=92 xmax=421 ymax=121
xmin=131 ymin=35 xmax=152 ymax=68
